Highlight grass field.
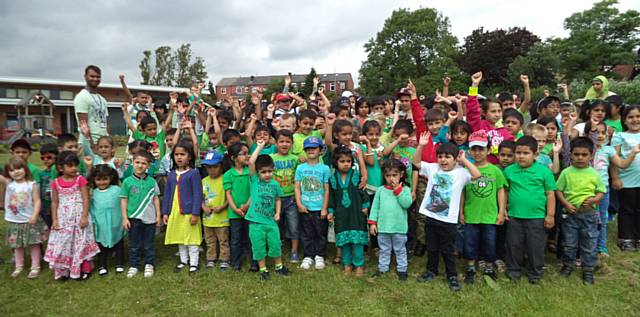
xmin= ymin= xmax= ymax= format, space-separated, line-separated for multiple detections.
xmin=0 ymin=154 xmax=639 ymax=316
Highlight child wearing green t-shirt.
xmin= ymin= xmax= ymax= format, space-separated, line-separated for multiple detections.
xmin=248 ymin=140 xmax=291 ymax=280
xmin=556 ymin=137 xmax=606 ymax=284
xmin=503 ymin=136 xmax=556 ymax=284
xmin=292 ymin=110 xmax=322 ymax=163
xmin=461 ymin=130 xmax=507 ymax=284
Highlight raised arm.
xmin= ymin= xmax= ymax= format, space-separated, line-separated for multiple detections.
xmin=458 ymin=150 xmax=481 ymax=179
xmin=324 ymin=113 xmax=337 ymax=151
xmin=466 ymin=72 xmax=483 ymax=132
xmin=121 ymin=102 xmax=137 ymax=133
xmin=119 ymin=75 xmax=134 ymax=103
xmin=414 ymin=131 xmax=430 ymax=167
xmin=611 ymin=144 xmax=640 ymax=169
xmin=248 ymin=140 xmax=266 ymax=176
xmin=519 ymin=75 xmax=531 ymax=114
xmin=442 ymin=76 xmax=451 ymax=98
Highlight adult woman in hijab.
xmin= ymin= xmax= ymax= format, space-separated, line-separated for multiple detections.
xmin=585 ymin=75 xmax=616 ymax=100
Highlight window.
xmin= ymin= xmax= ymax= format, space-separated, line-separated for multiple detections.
xmin=339 ymin=81 xmax=346 ymax=90
xmin=59 ymin=90 xmax=74 ymax=100
xmin=38 ymin=89 xmax=50 ymax=98
xmin=236 ymin=86 xmax=243 ymax=94
xmin=221 ymin=88 xmax=227 ymax=95
xmin=6 ymin=88 xmax=17 ymax=98
xmin=329 ymin=82 xmax=336 ymax=91
xmin=18 ymin=89 xmax=29 ymax=98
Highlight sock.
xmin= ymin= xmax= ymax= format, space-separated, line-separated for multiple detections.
xmin=30 ymin=245 xmax=41 ymax=269
xmin=188 ymin=245 xmax=199 ymax=266
xmin=275 ymin=263 xmax=283 ymax=270
xmin=14 ymin=247 xmax=25 ymax=269
xmin=259 ymin=267 xmax=268 ymax=272
xmin=178 ymin=245 xmax=189 ymax=264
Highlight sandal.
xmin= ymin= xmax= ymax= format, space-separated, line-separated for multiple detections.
xmin=27 ymin=267 xmax=40 ymax=279
xmin=332 ymin=257 xmax=341 ymax=265
xmin=11 ymin=267 xmax=24 ymax=278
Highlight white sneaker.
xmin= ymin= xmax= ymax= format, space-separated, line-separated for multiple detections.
xmin=126 ymin=267 xmax=138 ymax=278
xmin=315 ymin=256 xmax=326 ymax=270
xmin=300 ymin=257 xmax=314 ymax=270
xmin=143 ymin=264 xmax=154 ymax=278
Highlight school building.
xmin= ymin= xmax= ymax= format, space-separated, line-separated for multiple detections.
xmin=0 ymin=76 xmax=187 ymax=141
xmin=215 ymin=73 xmax=354 ymax=99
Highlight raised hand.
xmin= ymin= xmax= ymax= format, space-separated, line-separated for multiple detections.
xmin=443 ymin=76 xmax=451 ymax=86
xmin=456 ymin=150 xmax=467 ymax=163
xmin=326 ymin=113 xmax=336 ymax=125
xmin=471 ymin=72 xmax=483 ymax=85
xmin=313 ymin=76 xmax=320 ymax=86
xmin=119 ymin=74 xmax=125 ymax=82
xmin=553 ymin=137 xmax=563 ymax=153
xmin=448 ymin=111 xmax=458 ymax=121
xmin=419 ymin=131 xmax=431 ymax=146
xmin=520 ymin=74 xmax=529 ymax=85
xmin=359 ymin=135 xmax=370 ymax=145
xmin=284 ymin=74 xmax=292 ymax=86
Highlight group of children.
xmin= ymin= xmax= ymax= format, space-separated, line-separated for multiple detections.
xmin=2 ymin=71 xmax=639 ymax=291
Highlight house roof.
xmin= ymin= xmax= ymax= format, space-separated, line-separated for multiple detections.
xmin=0 ymin=76 xmax=189 ymax=93
xmin=216 ymin=73 xmax=352 ymax=87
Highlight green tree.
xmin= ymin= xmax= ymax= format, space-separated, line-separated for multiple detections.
xmin=140 ymin=44 xmax=208 ymax=87
xmin=507 ymin=42 xmax=561 ymax=90
xmin=554 ymin=0 xmax=640 ymax=80
xmin=359 ymin=8 xmax=462 ymax=96
xmin=301 ymin=67 xmax=317 ymax=97
xmin=459 ymin=27 xmax=540 ymax=88
xmin=189 ymin=57 xmax=208 ymax=84
xmin=151 ymin=46 xmax=174 ymax=86
xmin=174 ymin=44 xmax=192 ymax=87
xmin=139 ymin=50 xmax=151 ymax=85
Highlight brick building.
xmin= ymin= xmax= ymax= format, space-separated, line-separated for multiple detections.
xmin=215 ymin=73 xmax=354 ymax=99
xmin=0 ymin=76 xmax=187 ymax=140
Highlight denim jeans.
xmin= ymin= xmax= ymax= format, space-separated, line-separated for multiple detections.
xmin=454 ymin=223 xmax=465 ymax=255
xmin=128 ymin=219 xmax=156 ymax=268
xmin=463 ymin=224 xmax=497 ymax=262
xmin=377 ymin=233 xmax=408 ymax=273
xmin=281 ymin=197 xmax=300 ymax=240
xmin=561 ymin=212 xmax=598 ymax=269
xmin=597 ymin=188 xmax=610 ymax=253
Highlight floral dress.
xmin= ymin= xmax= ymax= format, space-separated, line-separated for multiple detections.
xmin=44 ymin=176 xmax=100 ymax=279
xmin=328 ymin=170 xmax=370 ymax=247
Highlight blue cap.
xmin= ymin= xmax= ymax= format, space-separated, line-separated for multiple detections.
xmin=303 ymin=136 xmax=324 ymax=149
xmin=202 ymin=151 xmax=224 ymax=165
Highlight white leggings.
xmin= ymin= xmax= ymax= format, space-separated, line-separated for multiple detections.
xmin=178 ymin=245 xmax=199 ymax=266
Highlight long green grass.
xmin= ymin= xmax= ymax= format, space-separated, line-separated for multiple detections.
xmin=0 ymin=154 xmax=639 ymax=316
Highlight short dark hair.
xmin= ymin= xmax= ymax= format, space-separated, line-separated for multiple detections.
xmin=56 ymin=151 xmax=80 ymax=173
xmin=498 ymin=92 xmax=514 ymax=104
xmin=84 ymin=65 xmax=101 ymax=75
xmin=436 ymin=142 xmax=458 ymax=157
xmin=425 ymin=109 xmax=445 ymax=123
xmin=222 ymin=129 xmax=241 ymax=145
xmin=450 ymin=120 xmax=472 ymax=136
xmin=217 ymin=110 xmax=234 ymax=123
xmin=40 ymin=143 xmax=59 ymax=155
xmin=503 ymin=108 xmax=524 ymax=124
xmin=139 ymin=116 xmax=157 ymax=129
xmin=57 ymin=133 xmax=77 ymax=148
xmin=516 ymin=136 xmax=538 ymax=153
xmin=166 ymin=128 xmax=178 ymax=136
xmin=11 ymin=139 xmax=32 ymax=152
xmin=128 ymin=140 xmax=151 ymax=152
xmin=499 ymin=140 xmax=516 ymax=152
xmin=298 ymin=109 xmax=318 ymax=122
xmin=362 ymin=120 xmax=381 ymax=135
xmin=570 ymin=137 xmax=595 ymax=154
xmin=393 ymin=119 xmax=414 ymax=135
xmin=605 ymin=95 xmax=623 ymax=107
xmin=538 ymin=96 xmax=560 ymax=110
xmin=275 ymin=129 xmax=293 ymax=141
xmin=332 ymin=145 xmax=354 ymax=169
xmin=536 ymin=116 xmax=560 ymax=130
xmin=254 ymin=125 xmax=271 ymax=138
xmin=133 ymin=150 xmax=154 ymax=163
xmin=255 ymin=154 xmax=274 ymax=171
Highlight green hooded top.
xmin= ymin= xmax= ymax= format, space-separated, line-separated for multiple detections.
xmin=584 ymin=75 xmax=609 ymax=100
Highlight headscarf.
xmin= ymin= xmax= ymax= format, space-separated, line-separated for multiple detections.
xmin=584 ymin=75 xmax=609 ymax=100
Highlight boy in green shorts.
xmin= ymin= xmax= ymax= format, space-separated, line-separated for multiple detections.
xmin=248 ymin=140 xmax=291 ymax=280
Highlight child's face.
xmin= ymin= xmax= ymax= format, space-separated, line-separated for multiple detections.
xmin=337 ymin=110 xmax=350 ymax=121
xmin=97 ymin=139 xmax=113 ymax=159
xmin=233 ymin=146 xmax=249 ymax=166
xmin=298 ymin=117 xmax=315 ymax=135
xmin=427 ymin=120 xmax=444 ymax=135
xmin=257 ymin=166 xmax=274 ymax=182
xmin=357 ymin=103 xmax=369 ymax=117
xmin=276 ymin=136 xmax=292 ymax=154
xmin=484 ymin=102 xmax=502 ymax=124
xmin=595 ymin=124 xmax=608 ymax=145
xmin=547 ymin=101 xmax=560 ymax=117
xmin=336 ymin=155 xmax=352 ymax=173
xmin=41 ymin=153 xmax=56 ymax=168
xmin=8 ymin=167 xmax=26 ymax=181
xmin=255 ymin=130 xmax=270 ymax=143
xmin=560 ymin=106 xmax=572 ymax=118
xmin=132 ymin=156 xmax=150 ymax=176
xmin=571 ymin=147 xmax=593 ymax=168
xmin=315 ymin=117 xmax=326 ymax=131
xmin=452 ymin=128 xmax=469 ymax=146
xmin=279 ymin=118 xmax=296 ymax=131
xmin=393 ymin=128 xmax=410 ymax=147
xmin=532 ymin=131 xmax=547 ymax=152
xmin=498 ymin=147 xmax=515 ymax=168
xmin=143 ymin=123 xmax=158 ymax=137
xmin=218 ymin=118 xmax=230 ymax=131
xmin=501 ymin=99 xmax=515 ymax=109
xmin=173 ymin=147 xmax=190 ymax=168
xmin=95 ymin=176 xmax=111 ymax=190
xmin=337 ymin=126 xmax=353 ymax=145
xmin=383 ymin=168 xmax=403 ymax=186
xmin=624 ymin=108 xmax=640 ymax=132
xmin=207 ymin=133 xmax=218 ymax=146
xmin=365 ymin=127 xmax=381 ymax=147
xmin=60 ymin=141 xmax=79 ymax=153
xmin=503 ymin=117 xmax=522 ymax=136
xmin=205 ymin=164 xmax=223 ymax=178
xmin=544 ymin=123 xmax=558 ymax=142
xmin=610 ymin=105 xmax=620 ymax=116
xmin=225 ymin=136 xmax=241 ymax=148
xmin=372 ymin=104 xmax=385 ymax=114
xmin=11 ymin=147 xmax=30 ymax=162
xmin=61 ymin=163 xmax=78 ymax=177
xmin=470 ymin=146 xmax=488 ymax=163
xmin=590 ymin=105 xmax=606 ymax=123
xmin=515 ymin=145 xmax=536 ymax=167
xmin=166 ymin=134 xmax=176 ymax=149
xmin=437 ymin=153 xmax=457 ymax=171
xmin=304 ymin=147 xmax=321 ymax=160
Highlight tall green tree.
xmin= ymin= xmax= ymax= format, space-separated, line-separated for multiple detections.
xmin=459 ymin=27 xmax=540 ymax=88
xmin=554 ymin=0 xmax=640 ymax=80
xmin=507 ymin=42 xmax=561 ymax=89
xmin=140 ymin=44 xmax=208 ymax=87
xmin=359 ymin=8 xmax=463 ymax=96
xmin=301 ymin=67 xmax=317 ymax=97
xmin=139 ymin=50 xmax=151 ymax=85
xmin=174 ymin=44 xmax=192 ymax=87
xmin=151 ymin=46 xmax=174 ymax=86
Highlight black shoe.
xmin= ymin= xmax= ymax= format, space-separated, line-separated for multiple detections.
xmin=275 ymin=266 xmax=291 ymax=276
xmin=417 ymin=271 xmax=436 ymax=283
xmin=397 ymin=272 xmax=408 ymax=281
xmin=464 ymin=268 xmax=476 ymax=284
xmin=57 ymin=276 xmax=69 ymax=282
xmin=559 ymin=265 xmax=573 ymax=277
xmin=528 ymin=278 xmax=540 ymax=285
xmin=371 ymin=270 xmax=386 ymax=278
xmin=484 ymin=268 xmax=498 ymax=281
xmin=174 ymin=262 xmax=187 ymax=273
xmin=620 ymin=240 xmax=636 ymax=251
xmin=249 ymin=265 xmax=260 ymax=272
xmin=582 ymin=270 xmax=594 ymax=285
xmin=98 ymin=267 xmax=108 ymax=276
xmin=507 ymin=273 xmax=520 ymax=283
xmin=448 ymin=276 xmax=461 ymax=292
xmin=260 ymin=271 xmax=270 ymax=281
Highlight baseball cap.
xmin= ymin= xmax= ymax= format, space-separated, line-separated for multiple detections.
xmin=469 ymin=130 xmax=488 ymax=148
xmin=303 ymin=136 xmax=324 ymax=149
xmin=396 ymin=87 xmax=411 ymax=98
xmin=275 ymin=93 xmax=291 ymax=103
xmin=201 ymin=151 xmax=224 ymax=166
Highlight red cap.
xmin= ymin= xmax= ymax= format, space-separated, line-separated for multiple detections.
xmin=275 ymin=93 xmax=291 ymax=103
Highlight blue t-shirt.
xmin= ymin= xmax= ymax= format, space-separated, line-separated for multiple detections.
xmin=536 ymin=153 xmax=552 ymax=169
xmin=611 ymin=132 xmax=640 ymax=188
xmin=295 ymin=162 xmax=331 ymax=211
xmin=594 ymin=145 xmax=615 ymax=188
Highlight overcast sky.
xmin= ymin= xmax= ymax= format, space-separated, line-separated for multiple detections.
xmin=0 ymin=0 xmax=636 ymax=87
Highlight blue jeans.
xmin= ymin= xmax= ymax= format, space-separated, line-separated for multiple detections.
xmin=280 ymin=197 xmax=300 ymax=240
xmin=128 ymin=219 xmax=156 ymax=268
xmin=597 ymin=188 xmax=610 ymax=253
xmin=377 ymin=233 xmax=408 ymax=273
xmin=561 ymin=212 xmax=598 ymax=270
xmin=463 ymin=224 xmax=497 ymax=262
xmin=230 ymin=218 xmax=257 ymax=269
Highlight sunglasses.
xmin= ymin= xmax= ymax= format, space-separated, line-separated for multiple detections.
xmin=41 ymin=154 xmax=55 ymax=160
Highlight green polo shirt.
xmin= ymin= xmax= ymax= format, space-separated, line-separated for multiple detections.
xmin=222 ymin=166 xmax=251 ymax=219
xmin=120 ymin=174 xmax=159 ymax=223
xmin=503 ymin=162 xmax=557 ymax=219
